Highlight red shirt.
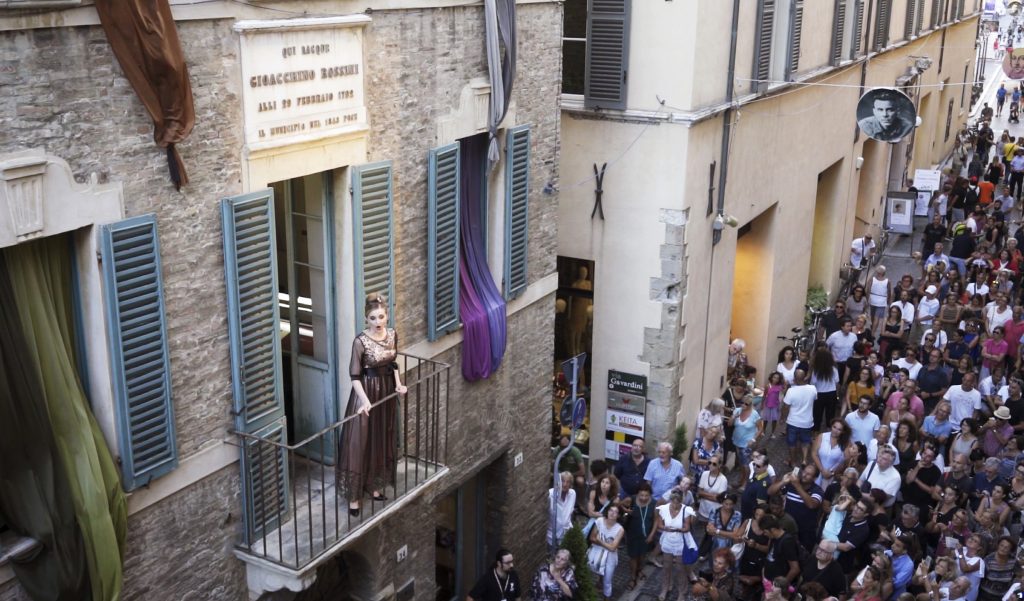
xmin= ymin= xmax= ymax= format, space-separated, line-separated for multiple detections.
xmin=1004 ymin=318 xmax=1024 ymax=359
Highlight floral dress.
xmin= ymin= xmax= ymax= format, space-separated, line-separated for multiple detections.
xmin=337 ymin=329 xmax=399 ymax=499
xmin=691 ymin=437 xmax=721 ymax=481
xmin=530 ymin=564 xmax=578 ymax=601
xmin=709 ymin=507 xmax=742 ymax=551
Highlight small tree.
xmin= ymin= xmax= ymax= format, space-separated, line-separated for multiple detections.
xmin=673 ymin=421 xmax=689 ymax=460
xmin=561 ymin=525 xmax=600 ymax=601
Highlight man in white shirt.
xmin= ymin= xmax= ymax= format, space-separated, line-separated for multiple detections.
xmin=944 ymin=371 xmax=982 ymax=430
xmin=915 ymin=285 xmax=940 ymax=343
xmin=826 ymin=318 xmax=857 ymax=381
xmin=860 ymin=444 xmax=901 ymax=508
xmin=846 ymin=394 xmax=882 ymax=445
xmin=890 ymin=290 xmax=916 ymax=331
xmin=850 ymin=234 xmax=876 ymax=269
xmin=781 ymin=369 xmax=817 ymax=466
xmin=919 ymin=320 xmax=948 ymax=350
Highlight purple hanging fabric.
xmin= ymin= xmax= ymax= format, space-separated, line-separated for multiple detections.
xmin=458 ymin=259 xmax=491 ymax=380
xmin=458 ymin=134 xmax=507 ymax=380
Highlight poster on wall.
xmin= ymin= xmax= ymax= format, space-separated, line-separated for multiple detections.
xmin=604 ymin=370 xmax=647 ymax=460
xmin=887 ymin=191 xmax=917 ymax=234
xmin=856 ymin=88 xmax=917 ymax=143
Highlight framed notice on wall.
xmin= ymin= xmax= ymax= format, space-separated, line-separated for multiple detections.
xmin=604 ymin=370 xmax=647 ymax=460
xmin=886 ymin=191 xmax=917 ymax=235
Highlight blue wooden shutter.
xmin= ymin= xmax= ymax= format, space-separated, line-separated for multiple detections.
xmin=352 ymin=162 xmax=395 ymax=325
xmin=504 ymin=126 xmax=530 ymax=300
xmin=221 ymin=189 xmax=289 ymax=542
xmin=584 ymin=0 xmax=631 ymax=109
xmin=100 ymin=214 xmax=177 ymax=491
xmin=427 ymin=143 xmax=461 ymax=340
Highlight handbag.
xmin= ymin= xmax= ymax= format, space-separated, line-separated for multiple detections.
xmin=586 ymin=544 xmax=608 ymax=576
xmin=860 ymin=461 xmax=876 ymax=494
xmin=730 ymin=520 xmax=750 ymax=562
xmin=681 ymin=535 xmax=700 ymax=565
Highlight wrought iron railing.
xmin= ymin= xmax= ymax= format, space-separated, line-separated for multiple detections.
xmin=232 ymin=352 xmax=449 ymax=570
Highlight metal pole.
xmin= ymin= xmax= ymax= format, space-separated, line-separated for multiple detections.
xmin=549 ymin=356 xmax=580 ymax=555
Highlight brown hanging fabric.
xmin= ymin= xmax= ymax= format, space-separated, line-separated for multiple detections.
xmin=94 ymin=0 xmax=195 ymax=190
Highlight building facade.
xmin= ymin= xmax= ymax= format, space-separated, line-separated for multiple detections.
xmin=557 ymin=0 xmax=982 ymax=455
xmin=0 ymin=1 xmax=561 ymax=599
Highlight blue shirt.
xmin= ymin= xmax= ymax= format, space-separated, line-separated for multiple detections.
xmin=731 ymin=408 xmax=761 ymax=448
xmin=643 ymin=458 xmax=684 ymax=500
xmin=887 ymin=551 xmax=914 ymax=598
xmin=998 ymin=87 xmax=1008 ymax=100
xmin=614 ymin=453 xmax=652 ymax=498
xmin=922 ymin=415 xmax=953 ymax=443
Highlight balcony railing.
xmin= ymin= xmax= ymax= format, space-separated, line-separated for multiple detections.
xmin=232 ymin=353 xmax=449 ymax=571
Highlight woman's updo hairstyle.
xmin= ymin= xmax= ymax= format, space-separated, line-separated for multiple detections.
xmin=365 ymin=293 xmax=387 ymax=316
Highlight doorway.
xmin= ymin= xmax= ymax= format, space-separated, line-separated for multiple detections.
xmin=729 ymin=208 xmax=777 ymax=377
xmin=435 ymin=473 xmax=488 ymax=601
xmin=271 ymin=172 xmax=339 ymax=461
xmin=553 ymin=256 xmax=594 ymax=449
xmin=809 ymin=159 xmax=844 ymax=290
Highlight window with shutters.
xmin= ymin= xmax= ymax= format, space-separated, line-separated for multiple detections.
xmin=100 ymin=215 xmax=178 ymax=491
xmin=904 ymin=0 xmax=916 ymax=39
xmin=931 ymin=0 xmax=943 ymax=28
xmin=505 ymin=126 xmax=530 ymax=300
xmin=830 ymin=0 xmax=847 ymax=66
xmin=427 ymin=144 xmax=462 ymax=341
xmin=752 ymin=0 xmax=776 ymax=93
xmin=874 ymin=0 xmax=891 ymax=51
xmin=851 ymin=0 xmax=865 ymax=59
xmin=561 ymin=0 xmax=632 ymax=108
xmin=427 ymin=127 xmax=530 ymax=339
xmin=785 ymin=0 xmax=804 ymax=80
xmin=915 ymin=0 xmax=924 ymax=33
xmin=352 ymin=163 xmax=395 ymax=325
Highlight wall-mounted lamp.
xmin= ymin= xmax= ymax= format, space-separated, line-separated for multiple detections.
xmin=713 ymin=214 xmax=739 ymax=230
xmin=855 ymin=156 xmax=865 ymax=170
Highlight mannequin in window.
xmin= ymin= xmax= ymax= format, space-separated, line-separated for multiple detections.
xmin=337 ymin=293 xmax=407 ymax=516
xmin=568 ymin=266 xmax=593 ymax=358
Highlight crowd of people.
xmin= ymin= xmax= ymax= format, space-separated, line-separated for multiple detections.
xmin=510 ymin=177 xmax=1024 ymax=601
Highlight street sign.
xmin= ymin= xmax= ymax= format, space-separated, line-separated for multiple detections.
xmin=572 ymin=397 xmax=587 ymax=429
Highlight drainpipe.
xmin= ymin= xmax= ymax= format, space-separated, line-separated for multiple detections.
xmin=713 ymin=0 xmax=742 ymax=246
xmin=700 ymin=0 xmax=742 ymax=403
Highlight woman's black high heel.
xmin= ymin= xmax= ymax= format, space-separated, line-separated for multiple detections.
xmin=349 ymin=504 xmax=361 ymax=516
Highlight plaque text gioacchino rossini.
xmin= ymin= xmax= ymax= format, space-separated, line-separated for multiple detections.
xmin=236 ymin=18 xmax=370 ymax=149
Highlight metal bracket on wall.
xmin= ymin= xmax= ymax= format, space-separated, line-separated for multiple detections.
xmin=591 ymin=162 xmax=607 ymax=220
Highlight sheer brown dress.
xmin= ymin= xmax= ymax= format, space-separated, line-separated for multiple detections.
xmin=337 ymin=329 xmax=399 ymax=500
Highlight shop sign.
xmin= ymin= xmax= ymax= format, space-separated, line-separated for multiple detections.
xmin=235 ymin=16 xmax=370 ymax=149
xmin=605 ymin=369 xmax=647 ymax=460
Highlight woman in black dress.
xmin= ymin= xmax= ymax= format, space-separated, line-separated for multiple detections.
xmin=338 ymin=294 xmax=407 ymax=515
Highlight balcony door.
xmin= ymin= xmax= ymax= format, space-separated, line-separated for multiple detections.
xmin=272 ymin=173 xmax=339 ymax=463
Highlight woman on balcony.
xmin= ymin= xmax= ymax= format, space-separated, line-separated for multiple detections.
xmin=338 ymin=293 xmax=408 ymax=516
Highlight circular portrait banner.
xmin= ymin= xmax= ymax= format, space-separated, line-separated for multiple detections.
xmin=857 ymin=88 xmax=916 ymax=143
xmin=1004 ymin=48 xmax=1024 ymax=79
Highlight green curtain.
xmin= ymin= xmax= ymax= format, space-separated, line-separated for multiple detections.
xmin=4 ymin=236 xmax=127 ymax=601
xmin=0 ymin=251 xmax=89 ymax=600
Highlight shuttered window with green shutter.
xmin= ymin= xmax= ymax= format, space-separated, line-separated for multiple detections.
xmin=584 ymin=0 xmax=631 ymax=109
xmin=100 ymin=214 xmax=177 ymax=491
xmin=428 ymin=144 xmax=462 ymax=341
xmin=221 ymin=189 xmax=289 ymax=543
xmin=504 ymin=126 xmax=530 ymax=300
xmin=352 ymin=162 xmax=395 ymax=325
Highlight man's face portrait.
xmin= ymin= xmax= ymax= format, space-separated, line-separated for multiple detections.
xmin=872 ymin=99 xmax=897 ymax=128
xmin=1005 ymin=49 xmax=1024 ymax=79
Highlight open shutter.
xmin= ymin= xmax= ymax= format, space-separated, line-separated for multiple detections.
xmin=786 ymin=0 xmax=804 ymax=79
xmin=584 ymin=0 xmax=631 ymax=109
xmin=915 ymin=0 xmax=924 ymax=33
xmin=830 ymin=0 xmax=846 ymax=66
xmin=221 ymin=189 xmax=289 ymax=543
xmin=874 ymin=0 xmax=890 ymax=51
xmin=427 ymin=143 xmax=462 ymax=341
xmin=904 ymin=0 xmax=915 ymax=38
xmin=753 ymin=0 xmax=776 ymax=93
xmin=851 ymin=0 xmax=865 ymax=58
xmin=931 ymin=0 xmax=941 ymax=27
xmin=352 ymin=162 xmax=395 ymax=324
xmin=504 ymin=126 xmax=530 ymax=300
xmin=100 ymin=214 xmax=176 ymax=491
